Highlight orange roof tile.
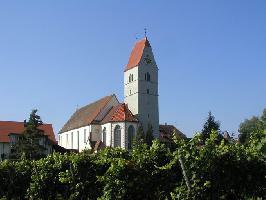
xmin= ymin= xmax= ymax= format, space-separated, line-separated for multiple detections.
xmin=0 ymin=121 xmax=56 ymax=143
xmin=102 ymin=103 xmax=138 ymax=123
xmin=124 ymin=37 xmax=151 ymax=72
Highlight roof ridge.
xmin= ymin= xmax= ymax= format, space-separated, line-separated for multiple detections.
xmin=92 ymin=95 xmax=115 ymax=121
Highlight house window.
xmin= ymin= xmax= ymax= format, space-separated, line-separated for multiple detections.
xmin=147 ymin=89 xmax=150 ymax=94
xmin=130 ymin=90 xmax=131 ymax=95
xmin=84 ymin=129 xmax=87 ymax=143
xmin=128 ymin=125 xmax=135 ymax=150
xmin=103 ymin=127 xmax=106 ymax=145
xmin=114 ymin=125 xmax=121 ymax=147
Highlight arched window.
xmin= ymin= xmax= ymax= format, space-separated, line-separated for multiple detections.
xmin=102 ymin=127 xmax=106 ymax=145
xmin=114 ymin=125 xmax=121 ymax=147
xmin=147 ymin=72 xmax=150 ymax=82
xmin=128 ymin=125 xmax=135 ymax=150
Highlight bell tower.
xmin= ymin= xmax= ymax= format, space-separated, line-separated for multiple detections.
xmin=124 ymin=37 xmax=159 ymax=137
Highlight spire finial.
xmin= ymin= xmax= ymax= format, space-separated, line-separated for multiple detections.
xmin=144 ymin=28 xmax=147 ymax=38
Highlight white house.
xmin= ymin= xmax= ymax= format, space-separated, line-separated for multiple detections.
xmin=0 ymin=121 xmax=56 ymax=161
xmin=59 ymin=37 xmax=160 ymax=151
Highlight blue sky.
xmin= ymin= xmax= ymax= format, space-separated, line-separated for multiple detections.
xmin=0 ymin=0 xmax=265 ymax=138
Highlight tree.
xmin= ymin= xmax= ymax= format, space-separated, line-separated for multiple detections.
xmin=238 ymin=109 xmax=266 ymax=144
xmin=239 ymin=116 xmax=264 ymax=144
xmin=134 ymin=124 xmax=145 ymax=147
xmin=201 ymin=112 xmax=220 ymax=142
xmin=13 ymin=109 xmax=46 ymax=160
xmin=261 ymin=109 xmax=266 ymax=129
xmin=145 ymin=123 xmax=154 ymax=146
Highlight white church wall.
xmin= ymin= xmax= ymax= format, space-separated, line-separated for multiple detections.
xmin=124 ymin=67 xmax=139 ymax=115
xmin=59 ymin=125 xmax=91 ymax=152
xmin=101 ymin=123 xmax=112 ymax=147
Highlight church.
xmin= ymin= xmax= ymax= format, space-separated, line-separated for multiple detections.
xmin=58 ymin=37 xmax=161 ymax=152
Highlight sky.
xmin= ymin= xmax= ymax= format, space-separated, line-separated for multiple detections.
xmin=0 ymin=0 xmax=265 ymax=138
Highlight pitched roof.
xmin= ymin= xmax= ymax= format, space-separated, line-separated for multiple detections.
xmin=101 ymin=103 xmax=138 ymax=124
xmin=0 ymin=121 xmax=56 ymax=143
xmin=124 ymin=37 xmax=151 ymax=72
xmin=159 ymin=124 xmax=186 ymax=142
xmin=59 ymin=95 xmax=114 ymax=133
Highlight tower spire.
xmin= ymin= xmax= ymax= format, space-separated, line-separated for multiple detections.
xmin=144 ymin=28 xmax=147 ymax=38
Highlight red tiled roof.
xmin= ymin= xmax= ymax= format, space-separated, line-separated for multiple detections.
xmin=124 ymin=37 xmax=151 ymax=72
xmin=101 ymin=103 xmax=138 ymax=124
xmin=0 ymin=121 xmax=56 ymax=143
xmin=59 ymin=95 xmax=114 ymax=133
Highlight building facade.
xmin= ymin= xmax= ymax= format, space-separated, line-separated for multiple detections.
xmin=0 ymin=121 xmax=56 ymax=161
xmin=124 ymin=37 xmax=159 ymax=137
xmin=59 ymin=37 xmax=159 ymax=151
xmin=58 ymin=95 xmax=138 ymax=152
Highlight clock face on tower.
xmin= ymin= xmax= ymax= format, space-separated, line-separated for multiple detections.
xmin=144 ymin=54 xmax=152 ymax=64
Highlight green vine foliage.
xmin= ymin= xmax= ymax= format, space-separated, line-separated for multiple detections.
xmin=0 ymin=158 xmax=32 ymax=199
xmin=0 ymin=131 xmax=265 ymax=199
xmin=171 ymin=131 xmax=266 ymax=200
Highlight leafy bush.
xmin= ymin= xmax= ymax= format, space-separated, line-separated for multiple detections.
xmin=0 ymin=159 xmax=32 ymax=199
xmin=0 ymin=132 xmax=265 ymax=199
xmin=171 ymin=131 xmax=266 ymax=200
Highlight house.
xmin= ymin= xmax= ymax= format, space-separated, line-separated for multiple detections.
xmin=0 ymin=121 xmax=56 ymax=160
xmin=159 ymin=124 xmax=186 ymax=142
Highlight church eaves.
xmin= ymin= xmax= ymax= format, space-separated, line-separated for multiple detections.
xmin=124 ymin=37 xmax=151 ymax=72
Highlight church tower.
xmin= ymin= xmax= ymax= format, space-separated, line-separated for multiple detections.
xmin=124 ymin=37 xmax=159 ymax=137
